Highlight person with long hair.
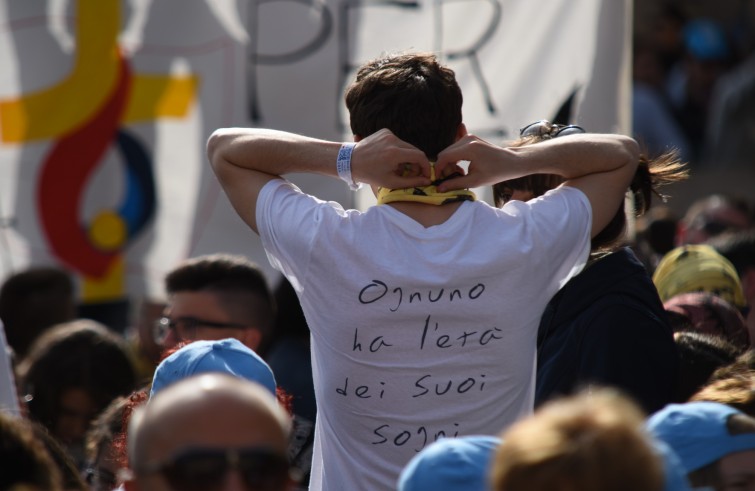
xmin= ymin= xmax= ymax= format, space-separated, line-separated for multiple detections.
xmin=493 ymin=120 xmax=689 ymax=413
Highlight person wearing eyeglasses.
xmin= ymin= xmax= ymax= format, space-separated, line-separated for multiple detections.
xmin=154 ymin=253 xmax=275 ymax=354
xmin=208 ymin=52 xmax=641 ymax=491
xmin=492 ymin=120 xmax=689 ymax=415
xmin=123 ymin=373 xmax=295 ymax=491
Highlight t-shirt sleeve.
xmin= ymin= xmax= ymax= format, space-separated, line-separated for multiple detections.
xmin=518 ymin=186 xmax=592 ymax=289
xmin=256 ymin=179 xmax=345 ymax=287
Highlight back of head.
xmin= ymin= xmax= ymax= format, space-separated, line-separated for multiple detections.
xmin=345 ymin=52 xmax=462 ymax=160
xmin=0 ymin=266 xmax=75 ymax=358
xmin=398 ymin=435 xmax=501 ymax=491
xmin=0 ymin=411 xmax=63 ymax=491
xmin=17 ymin=319 xmax=137 ymax=433
xmin=491 ymin=389 xmax=664 ymax=491
xmin=127 ymin=374 xmax=292 ymax=489
xmin=672 ymin=331 xmax=741 ymax=403
xmin=135 ymin=372 xmax=291 ymax=441
xmin=165 ymin=254 xmax=275 ymax=336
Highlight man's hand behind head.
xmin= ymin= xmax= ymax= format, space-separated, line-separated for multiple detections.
xmin=351 ymin=129 xmax=432 ymax=189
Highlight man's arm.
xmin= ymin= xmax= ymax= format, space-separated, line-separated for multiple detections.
xmin=435 ymin=133 xmax=640 ymax=237
xmin=207 ymin=128 xmax=431 ymax=233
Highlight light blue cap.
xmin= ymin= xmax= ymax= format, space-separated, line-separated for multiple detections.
xmin=647 ymin=402 xmax=755 ymax=472
xmin=651 ymin=439 xmax=693 ymax=491
xmin=150 ymin=338 xmax=276 ymax=398
xmin=398 ymin=436 xmax=501 ymax=491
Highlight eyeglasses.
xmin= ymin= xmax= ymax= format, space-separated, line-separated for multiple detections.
xmin=153 ymin=316 xmax=250 ymax=343
xmin=519 ymin=120 xmax=586 ymax=139
xmin=136 ymin=446 xmax=291 ymax=491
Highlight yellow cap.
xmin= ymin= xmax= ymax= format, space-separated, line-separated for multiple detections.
xmin=652 ymin=244 xmax=746 ymax=309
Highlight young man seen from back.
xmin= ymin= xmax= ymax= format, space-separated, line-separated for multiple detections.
xmin=208 ymin=52 xmax=638 ymax=490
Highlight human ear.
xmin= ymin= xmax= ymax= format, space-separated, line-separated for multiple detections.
xmin=455 ymin=123 xmax=467 ymax=140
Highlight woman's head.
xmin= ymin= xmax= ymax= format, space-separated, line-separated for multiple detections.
xmin=493 ymin=121 xmax=688 ymax=253
xmin=17 ymin=320 xmax=137 ymax=461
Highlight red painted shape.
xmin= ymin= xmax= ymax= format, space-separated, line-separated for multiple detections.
xmin=37 ymin=54 xmax=132 ymax=279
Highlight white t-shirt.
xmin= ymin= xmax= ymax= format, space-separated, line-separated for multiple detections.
xmin=257 ymin=180 xmax=591 ymax=491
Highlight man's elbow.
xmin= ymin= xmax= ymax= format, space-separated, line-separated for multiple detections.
xmin=618 ymin=135 xmax=640 ymax=171
xmin=206 ymin=128 xmax=232 ymax=173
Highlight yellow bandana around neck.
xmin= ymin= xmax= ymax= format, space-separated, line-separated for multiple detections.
xmin=377 ymin=164 xmax=476 ymax=206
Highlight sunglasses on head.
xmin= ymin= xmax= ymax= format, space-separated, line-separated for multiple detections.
xmin=519 ymin=120 xmax=586 ymax=139
xmin=137 ymin=446 xmax=291 ymax=491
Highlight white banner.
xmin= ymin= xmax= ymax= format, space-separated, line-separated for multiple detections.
xmin=0 ymin=0 xmax=631 ymax=303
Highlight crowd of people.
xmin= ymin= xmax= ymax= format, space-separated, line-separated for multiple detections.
xmin=632 ymin=2 xmax=755 ymax=170
xmin=2 ymin=5 xmax=755 ymax=490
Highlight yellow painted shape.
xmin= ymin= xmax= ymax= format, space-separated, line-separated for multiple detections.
xmin=89 ymin=210 xmax=127 ymax=251
xmin=123 ymin=74 xmax=199 ymax=123
xmin=82 ymin=255 xmax=125 ymax=301
xmin=0 ymin=0 xmax=121 ymax=143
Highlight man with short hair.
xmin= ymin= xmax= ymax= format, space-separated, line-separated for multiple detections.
xmin=208 ymin=52 xmax=639 ymax=490
xmin=124 ymin=373 xmax=294 ymax=491
xmin=158 ymin=253 xmax=275 ymax=352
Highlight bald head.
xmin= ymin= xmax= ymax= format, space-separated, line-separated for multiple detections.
xmin=127 ymin=374 xmax=291 ymax=491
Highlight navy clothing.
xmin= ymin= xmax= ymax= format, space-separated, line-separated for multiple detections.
xmin=535 ymin=247 xmax=677 ymax=414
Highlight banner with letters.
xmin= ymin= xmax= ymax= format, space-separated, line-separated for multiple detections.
xmin=0 ymin=0 xmax=631 ymax=303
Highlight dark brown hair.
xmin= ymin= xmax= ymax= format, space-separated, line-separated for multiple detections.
xmin=0 ymin=412 xmax=63 ymax=491
xmin=0 ymin=266 xmax=75 ymax=358
xmin=165 ymin=254 xmax=276 ymax=337
xmin=17 ymin=320 xmax=137 ymax=437
xmin=345 ymin=52 xmax=463 ymax=160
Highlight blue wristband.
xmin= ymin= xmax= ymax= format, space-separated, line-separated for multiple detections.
xmin=336 ymin=142 xmax=361 ymax=191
